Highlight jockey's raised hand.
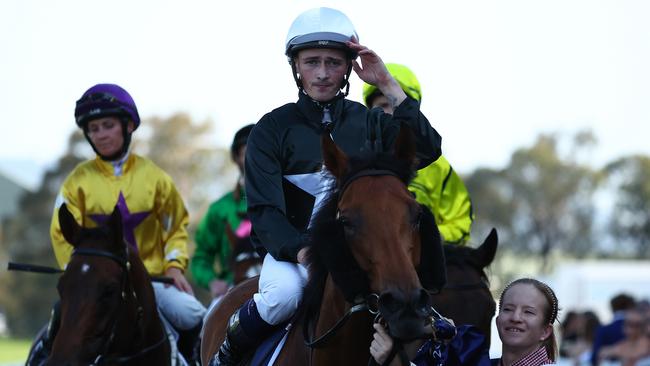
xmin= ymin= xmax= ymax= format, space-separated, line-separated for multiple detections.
xmin=348 ymin=38 xmax=407 ymax=108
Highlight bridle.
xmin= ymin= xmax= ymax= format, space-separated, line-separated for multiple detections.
xmin=69 ymin=246 xmax=167 ymax=365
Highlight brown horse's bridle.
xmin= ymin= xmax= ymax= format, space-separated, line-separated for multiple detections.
xmin=70 ymin=246 xmax=168 ymax=365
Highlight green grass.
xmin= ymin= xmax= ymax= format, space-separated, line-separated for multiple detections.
xmin=0 ymin=337 xmax=31 ymax=363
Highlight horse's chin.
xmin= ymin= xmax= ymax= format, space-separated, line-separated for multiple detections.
xmin=387 ymin=316 xmax=430 ymax=342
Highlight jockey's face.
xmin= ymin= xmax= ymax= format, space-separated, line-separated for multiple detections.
xmin=370 ymin=94 xmax=394 ymax=115
xmin=294 ymin=48 xmax=348 ymax=102
xmin=86 ymin=117 xmax=133 ymax=158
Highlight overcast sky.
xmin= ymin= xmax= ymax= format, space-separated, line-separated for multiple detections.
xmin=1 ymin=0 xmax=649 ymax=189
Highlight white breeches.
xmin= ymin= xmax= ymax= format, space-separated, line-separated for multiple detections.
xmin=253 ymin=253 xmax=309 ymax=325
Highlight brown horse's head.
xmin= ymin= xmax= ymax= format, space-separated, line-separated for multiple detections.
xmin=47 ymin=204 xmax=162 ymax=365
xmin=308 ymin=123 xmax=432 ymax=341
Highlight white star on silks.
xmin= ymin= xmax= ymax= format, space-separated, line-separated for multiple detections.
xmin=284 ymin=168 xmax=335 ymax=228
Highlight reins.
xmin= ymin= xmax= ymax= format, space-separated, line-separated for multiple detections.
xmin=7 ymin=261 xmax=174 ymax=284
xmin=303 ymin=294 xmax=379 ymax=348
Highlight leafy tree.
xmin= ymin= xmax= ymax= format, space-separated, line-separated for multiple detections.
xmin=466 ymin=131 xmax=600 ymax=270
xmin=604 ymin=155 xmax=650 ymax=257
xmin=2 ymin=131 xmax=86 ymax=337
xmin=134 ymin=113 xmax=237 ymax=223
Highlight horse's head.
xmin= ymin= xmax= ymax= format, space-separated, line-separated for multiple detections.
xmin=48 ymin=204 xmax=150 ymax=365
xmin=225 ymin=218 xmax=262 ymax=284
xmin=313 ymin=124 xmax=432 ymax=341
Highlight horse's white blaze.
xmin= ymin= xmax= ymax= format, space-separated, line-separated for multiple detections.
xmin=81 ymin=263 xmax=90 ymax=274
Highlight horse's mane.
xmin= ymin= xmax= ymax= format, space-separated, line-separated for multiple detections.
xmin=295 ymin=151 xmax=416 ymax=325
xmin=442 ymin=245 xmax=489 ymax=283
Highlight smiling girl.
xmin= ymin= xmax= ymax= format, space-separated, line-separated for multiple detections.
xmin=494 ymin=278 xmax=559 ymax=366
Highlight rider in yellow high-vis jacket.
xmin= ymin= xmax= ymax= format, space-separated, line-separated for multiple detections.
xmin=363 ymin=63 xmax=474 ymax=244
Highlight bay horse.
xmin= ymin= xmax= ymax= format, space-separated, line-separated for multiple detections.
xmin=46 ymin=203 xmax=170 ymax=365
xmin=432 ymin=230 xmax=498 ymax=345
xmin=202 ymin=124 xmax=439 ymax=365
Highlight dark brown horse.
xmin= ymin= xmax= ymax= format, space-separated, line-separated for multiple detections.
xmin=432 ymin=230 xmax=498 ymax=345
xmin=202 ymin=125 xmax=436 ymax=365
xmin=46 ymin=204 xmax=170 ymax=365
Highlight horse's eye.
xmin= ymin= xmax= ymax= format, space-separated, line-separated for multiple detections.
xmin=338 ymin=215 xmax=350 ymax=226
xmin=338 ymin=216 xmax=356 ymax=237
xmin=99 ymin=285 xmax=120 ymax=301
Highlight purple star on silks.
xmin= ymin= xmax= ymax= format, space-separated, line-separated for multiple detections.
xmin=90 ymin=192 xmax=150 ymax=252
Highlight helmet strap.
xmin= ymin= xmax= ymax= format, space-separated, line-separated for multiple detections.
xmin=340 ymin=62 xmax=353 ymax=97
xmin=82 ymin=117 xmax=132 ymax=161
xmin=290 ymin=61 xmax=304 ymax=91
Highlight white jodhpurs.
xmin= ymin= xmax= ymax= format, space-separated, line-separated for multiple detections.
xmin=253 ymin=253 xmax=309 ymax=325
xmin=153 ymin=282 xmax=207 ymax=330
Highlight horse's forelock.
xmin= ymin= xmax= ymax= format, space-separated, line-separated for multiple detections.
xmin=339 ymin=152 xmax=415 ymax=190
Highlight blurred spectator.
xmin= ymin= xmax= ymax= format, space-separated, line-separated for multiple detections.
xmin=561 ymin=311 xmax=582 ymax=357
xmin=598 ymin=307 xmax=650 ymax=366
xmin=561 ymin=310 xmax=602 ymax=365
xmin=591 ymin=293 xmax=636 ymax=365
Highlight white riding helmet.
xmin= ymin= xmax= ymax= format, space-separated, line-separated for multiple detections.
xmin=285 ymin=7 xmax=359 ymax=61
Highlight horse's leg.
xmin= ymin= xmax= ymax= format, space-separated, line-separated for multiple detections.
xmin=201 ymin=277 xmax=259 ymax=366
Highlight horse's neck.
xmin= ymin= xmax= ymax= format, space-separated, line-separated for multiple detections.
xmin=129 ymin=260 xmax=166 ymax=344
xmin=311 ymin=277 xmax=373 ymax=365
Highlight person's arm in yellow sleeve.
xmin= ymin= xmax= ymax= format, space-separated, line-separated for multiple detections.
xmin=157 ymin=175 xmax=193 ymax=294
xmin=50 ymin=185 xmax=82 ymax=269
xmin=437 ymin=166 xmax=474 ymax=244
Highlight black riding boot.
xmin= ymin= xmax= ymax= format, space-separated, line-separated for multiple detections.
xmin=209 ymin=299 xmax=274 ymax=366
xmin=178 ymin=320 xmax=203 ymax=366
xmin=27 ymin=301 xmax=60 ymax=366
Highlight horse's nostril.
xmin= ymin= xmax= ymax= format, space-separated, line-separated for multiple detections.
xmin=379 ymin=292 xmax=402 ymax=314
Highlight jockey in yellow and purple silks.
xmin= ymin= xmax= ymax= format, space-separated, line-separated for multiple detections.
xmin=363 ymin=63 xmax=474 ymax=244
xmin=45 ymin=83 xmax=205 ymax=365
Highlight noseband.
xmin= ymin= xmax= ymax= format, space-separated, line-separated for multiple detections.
xmin=70 ymin=246 xmax=167 ymax=365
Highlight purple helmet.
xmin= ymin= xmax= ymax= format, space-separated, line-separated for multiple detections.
xmin=74 ymin=84 xmax=140 ymax=129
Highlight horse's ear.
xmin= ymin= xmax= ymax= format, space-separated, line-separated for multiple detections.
xmin=224 ymin=222 xmax=237 ymax=251
xmin=321 ymin=131 xmax=348 ymax=179
xmin=59 ymin=203 xmax=81 ymax=247
xmin=107 ymin=205 xmax=125 ymax=250
xmin=475 ymin=228 xmax=498 ymax=268
xmin=394 ymin=122 xmax=416 ymax=167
